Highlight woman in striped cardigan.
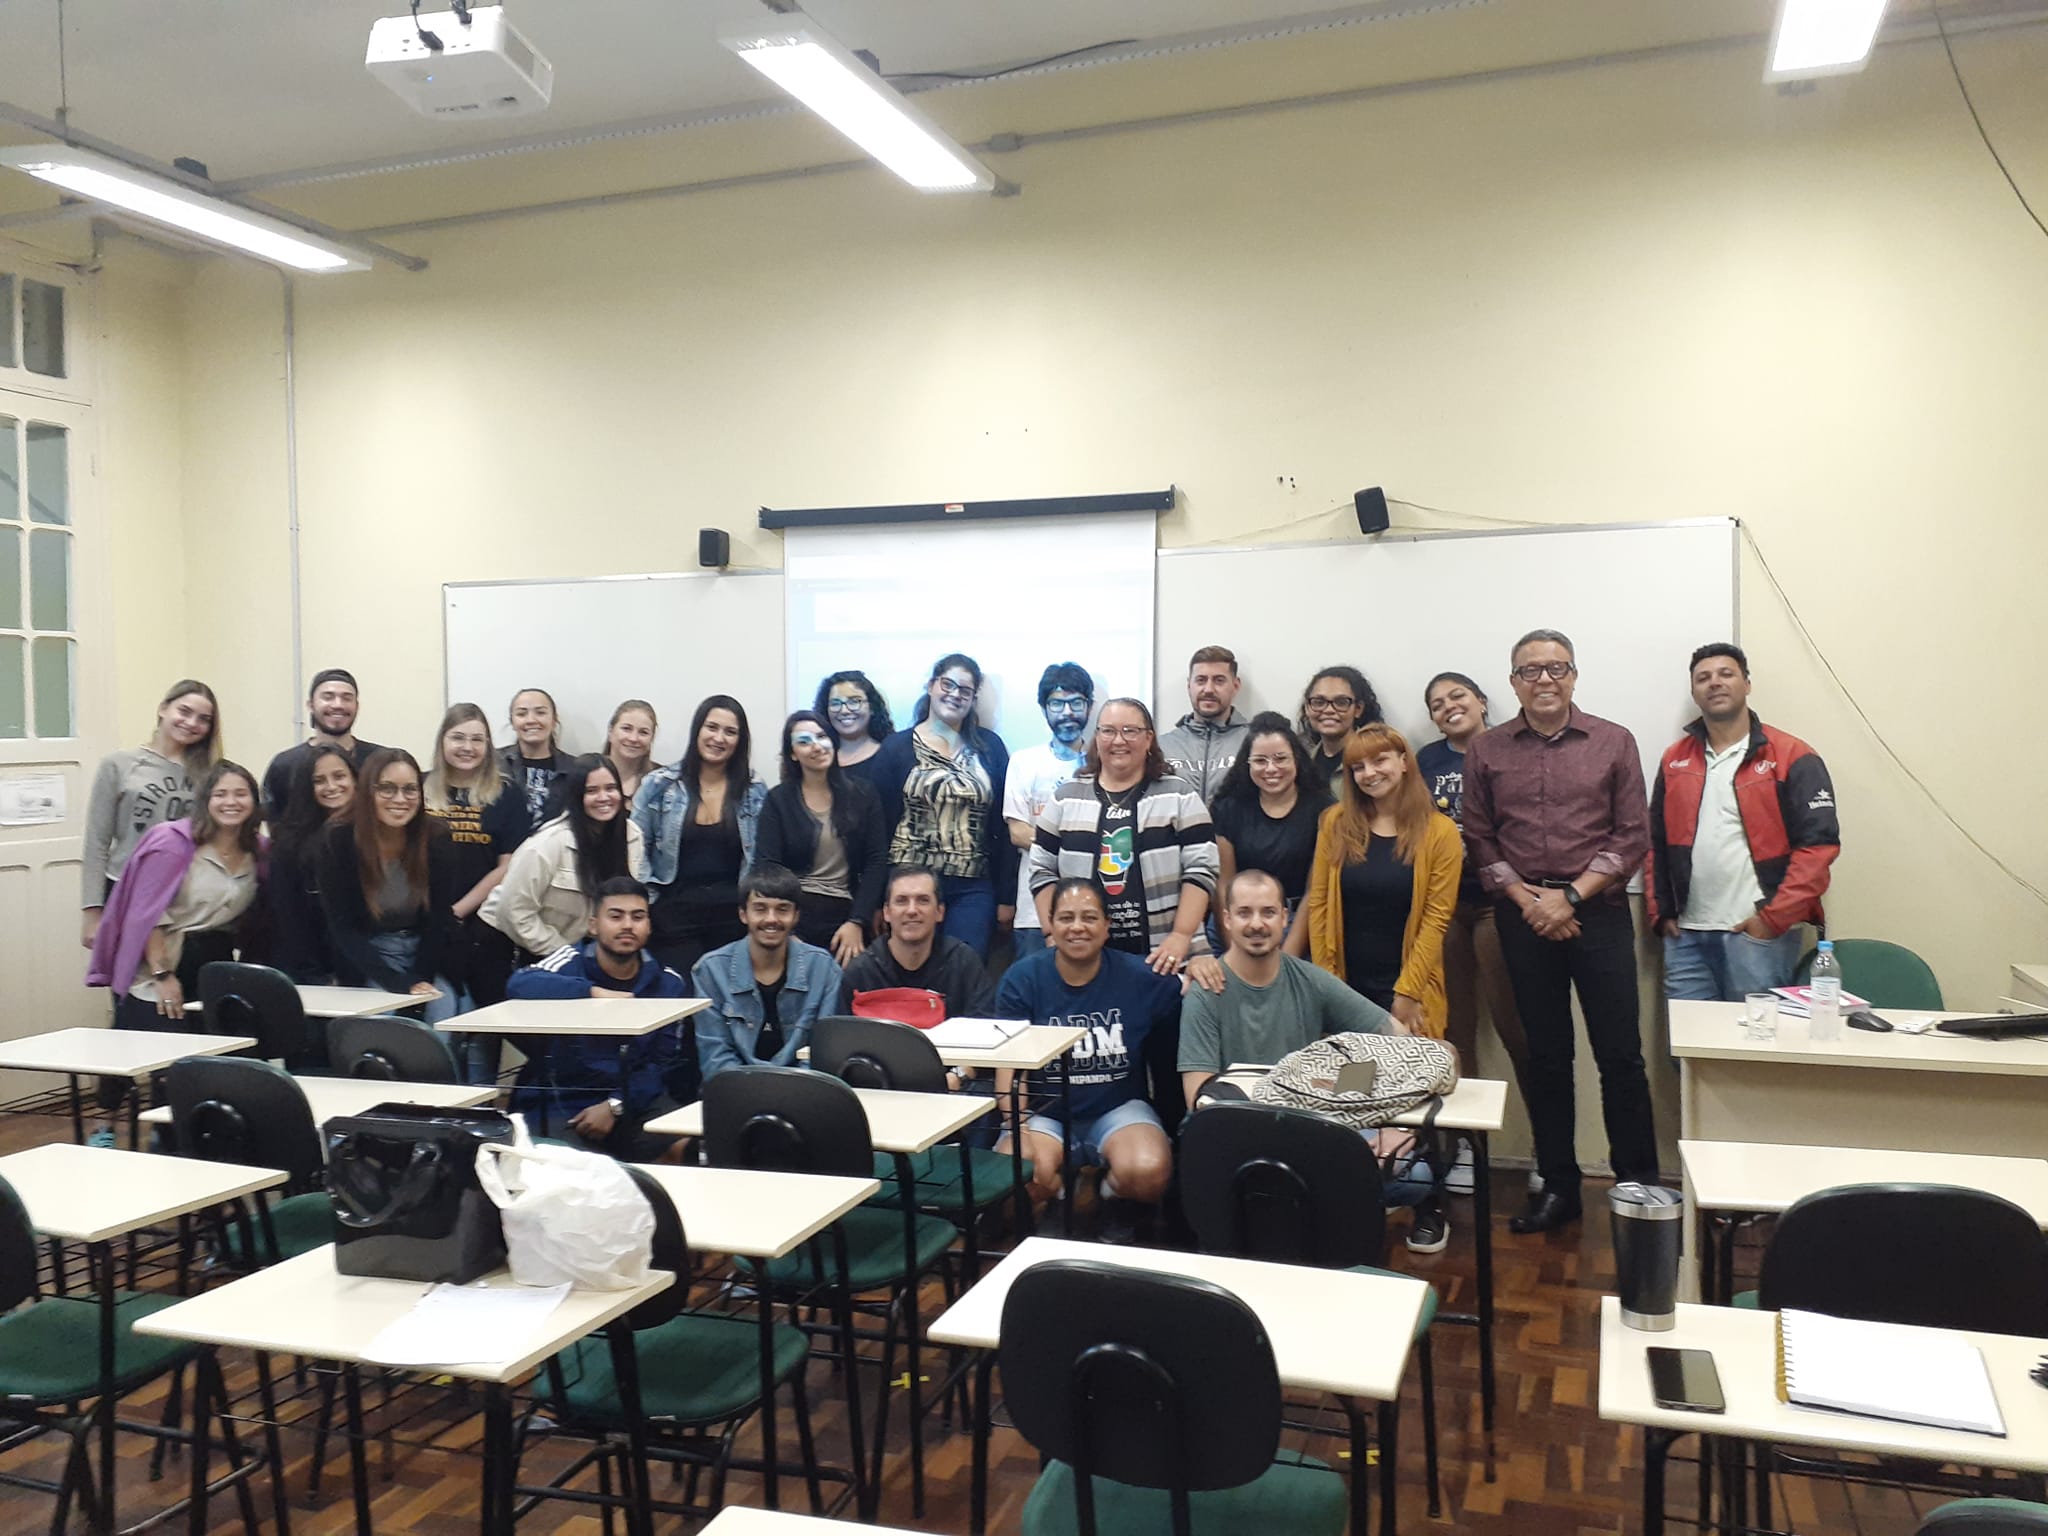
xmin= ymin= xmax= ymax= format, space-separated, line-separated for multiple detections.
xmin=1026 ymin=697 xmax=1219 ymax=977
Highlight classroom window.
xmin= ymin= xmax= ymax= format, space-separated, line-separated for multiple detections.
xmin=0 ymin=413 xmax=75 ymax=738
xmin=20 ymin=278 xmax=65 ymax=379
xmin=0 ymin=275 xmax=14 ymax=369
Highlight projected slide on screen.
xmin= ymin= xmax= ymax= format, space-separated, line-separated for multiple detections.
xmin=783 ymin=514 xmax=1157 ymax=753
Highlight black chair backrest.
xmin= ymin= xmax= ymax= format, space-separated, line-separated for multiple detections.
xmin=165 ymin=1056 xmax=325 ymax=1186
xmin=328 ymin=1014 xmax=461 ymax=1084
xmin=1179 ymin=1102 xmax=1387 ymax=1270
xmin=702 ymin=1066 xmax=874 ymax=1178
xmin=1760 ymin=1184 xmax=2048 ymax=1337
xmin=618 ymin=1163 xmax=692 ymax=1330
xmin=811 ymin=1015 xmax=948 ymax=1093
xmin=1915 ymin=1502 xmax=2048 ymax=1536
xmin=1001 ymin=1258 xmax=1283 ymax=1516
xmin=200 ymin=961 xmax=308 ymax=1062
xmin=0 ymin=1175 xmax=40 ymax=1313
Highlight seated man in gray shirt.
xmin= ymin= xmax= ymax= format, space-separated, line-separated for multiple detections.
xmin=1179 ymin=868 xmax=1449 ymax=1251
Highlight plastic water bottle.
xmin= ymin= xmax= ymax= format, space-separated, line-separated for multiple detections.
xmin=1808 ymin=940 xmax=1844 ymax=1042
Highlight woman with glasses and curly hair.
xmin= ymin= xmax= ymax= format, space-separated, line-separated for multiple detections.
xmin=1296 ymin=664 xmax=1384 ymax=793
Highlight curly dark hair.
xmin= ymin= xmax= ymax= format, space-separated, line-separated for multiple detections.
xmin=813 ymin=671 xmax=895 ymax=744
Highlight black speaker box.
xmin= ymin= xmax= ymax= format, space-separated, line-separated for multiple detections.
xmin=1354 ymin=487 xmax=1389 ymax=535
xmin=698 ymin=528 xmax=731 ymax=568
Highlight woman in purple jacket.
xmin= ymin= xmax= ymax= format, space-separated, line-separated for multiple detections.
xmin=87 ymin=761 xmax=264 ymax=1038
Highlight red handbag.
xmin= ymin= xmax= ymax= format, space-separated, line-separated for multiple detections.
xmin=849 ymin=987 xmax=947 ymax=1029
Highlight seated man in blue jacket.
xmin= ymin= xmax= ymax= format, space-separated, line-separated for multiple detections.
xmin=505 ymin=876 xmax=690 ymax=1159
xmin=693 ymin=863 xmax=843 ymax=1082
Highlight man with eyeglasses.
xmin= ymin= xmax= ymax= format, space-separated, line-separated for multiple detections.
xmin=1004 ymin=663 xmax=1097 ymax=945
xmin=1462 ymin=629 xmax=1656 ymax=1234
xmin=1158 ymin=646 xmax=1248 ymax=802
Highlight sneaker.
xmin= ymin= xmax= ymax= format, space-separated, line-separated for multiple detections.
xmin=87 ymin=1126 xmax=118 ymax=1148
xmin=1098 ymin=1198 xmax=1143 ymax=1246
xmin=1445 ymin=1145 xmax=1475 ymax=1196
xmin=1405 ymin=1205 xmax=1451 ymax=1254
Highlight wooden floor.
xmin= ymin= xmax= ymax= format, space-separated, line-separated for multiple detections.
xmin=0 ymin=1108 xmax=1956 ymax=1536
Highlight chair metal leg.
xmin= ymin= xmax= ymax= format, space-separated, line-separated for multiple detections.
xmin=867 ymin=1288 xmax=901 ymax=1503
xmin=306 ymin=1371 xmax=336 ymax=1504
xmin=151 ymin=1363 xmax=187 ymax=1481
xmin=1418 ymin=1330 xmax=1442 ymax=1519
xmin=791 ymin=1368 xmax=824 ymax=1514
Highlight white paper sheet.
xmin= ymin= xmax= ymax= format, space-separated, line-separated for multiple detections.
xmin=924 ymin=1016 xmax=1029 ymax=1051
xmin=363 ymin=1281 xmax=572 ymax=1367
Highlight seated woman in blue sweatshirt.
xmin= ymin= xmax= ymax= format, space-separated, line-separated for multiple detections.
xmin=992 ymin=876 xmax=1185 ymax=1244
xmin=692 ymin=863 xmax=843 ymax=1081
xmin=504 ymin=875 xmax=690 ymax=1160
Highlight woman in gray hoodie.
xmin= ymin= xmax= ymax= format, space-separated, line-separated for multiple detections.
xmin=80 ymin=679 xmax=222 ymax=949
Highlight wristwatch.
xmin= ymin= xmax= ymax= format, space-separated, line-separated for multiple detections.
xmin=151 ymin=968 xmax=174 ymax=981
xmin=605 ymin=1097 xmax=623 ymax=1114
xmin=1563 ymin=886 xmax=1583 ymax=909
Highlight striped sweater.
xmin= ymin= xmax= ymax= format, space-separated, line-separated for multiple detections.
xmin=1027 ymin=774 xmax=1220 ymax=955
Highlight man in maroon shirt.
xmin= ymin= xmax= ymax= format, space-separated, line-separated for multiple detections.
xmin=1462 ymin=629 xmax=1656 ymax=1233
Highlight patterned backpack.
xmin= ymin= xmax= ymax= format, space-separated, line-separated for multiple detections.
xmin=1245 ymin=1031 xmax=1459 ymax=1130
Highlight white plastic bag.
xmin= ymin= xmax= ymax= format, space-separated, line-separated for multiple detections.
xmin=475 ymin=1141 xmax=656 ymax=1290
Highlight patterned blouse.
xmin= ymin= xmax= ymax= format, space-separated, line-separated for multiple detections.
xmin=889 ymin=731 xmax=992 ymax=879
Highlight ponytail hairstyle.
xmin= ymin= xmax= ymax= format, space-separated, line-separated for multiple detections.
xmin=506 ymin=687 xmax=561 ymax=754
xmin=560 ymin=755 xmax=633 ymax=902
xmin=351 ymin=748 xmax=431 ymax=919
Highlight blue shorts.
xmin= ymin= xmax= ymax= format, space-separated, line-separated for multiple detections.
xmin=1024 ymin=1099 xmax=1162 ymax=1166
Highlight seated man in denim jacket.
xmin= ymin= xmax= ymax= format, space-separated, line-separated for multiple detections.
xmin=505 ymin=875 xmax=690 ymax=1159
xmin=693 ymin=864 xmax=844 ymax=1082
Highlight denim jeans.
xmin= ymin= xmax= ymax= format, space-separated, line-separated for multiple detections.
xmin=365 ymin=931 xmax=457 ymax=1025
xmin=939 ymin=874 xmax=996 ymax=957
xmin=1662 ymin=925 xmax=1803 ymax=1002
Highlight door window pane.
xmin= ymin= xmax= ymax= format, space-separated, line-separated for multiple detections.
xmin=0 ymin=275 xmax=14 ymax=368
xmin=0 ymin=636 xmax=23 ymax=739
xmin=29 ymin=530 xmax=69 ymax=632
xmin=0 ymin=527 xmax=19 ymax=630
xmin=22 ymin=280 xmax=64 ymax=378
xmin=26 ymin=423 xmax=67 ymax=525
xmin=0 ymin=415 xmax=16 ymax=521
xmin=31 ymin=636 xmax=73 ymax=737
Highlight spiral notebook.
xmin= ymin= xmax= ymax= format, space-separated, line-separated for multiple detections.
xmin=1774 ymin=1309 xmax=2006 ymax=1437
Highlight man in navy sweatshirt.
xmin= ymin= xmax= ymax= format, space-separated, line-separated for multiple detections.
xmin=506 ymin=875 xmax=690 ymax=1159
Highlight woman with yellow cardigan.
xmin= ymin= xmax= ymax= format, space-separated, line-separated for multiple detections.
xmin=1306 ymin=723 xmax=1463 ymax=1252
xmin=1306 ymin=723 xmax=1464 ymax=1039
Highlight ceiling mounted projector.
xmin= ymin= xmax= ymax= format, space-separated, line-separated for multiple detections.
xmin=366 ymin=5 xmax=553 ymax=119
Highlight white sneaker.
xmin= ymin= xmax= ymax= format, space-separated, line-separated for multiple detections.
xmin=1527 ymin=1168 xmax=1544 ymax=1194
xmin=1445 ymin=1145 xmax=1475 ymax=1195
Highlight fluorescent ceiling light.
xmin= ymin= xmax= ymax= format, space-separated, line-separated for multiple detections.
xmin=1766 ymin=0 xmax=1890 ymax=81
xmin=722 ymin=19 xmax=996 ymax=193
xmin=0 ymin=143 xmax=371 ymax=272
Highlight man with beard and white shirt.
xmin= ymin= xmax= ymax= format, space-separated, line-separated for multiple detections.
xmin=262 ymin=668 xmax=386 ymax=821
xmin=1647 ymin=643 xmax=1839 ymax=1000
xmin=694 ymin=863 xmax=843 ymax=1079
xmin=1157 ymin=646 xmax=1247 ymax=803
xmin=1003 ymin=663 xmax=1095 ymax=946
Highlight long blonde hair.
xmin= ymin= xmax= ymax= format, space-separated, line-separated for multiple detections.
xmin=424 ymin=702 xmax=506 ymax=811
xmin=156 ymin=679 xmax=223 ymax=778
xmin=1329 ymin=723 xmax=1437 ymax=865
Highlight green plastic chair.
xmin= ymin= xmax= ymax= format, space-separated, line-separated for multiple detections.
xmin=1796 ymin=938 xmax=1945 ymax=1010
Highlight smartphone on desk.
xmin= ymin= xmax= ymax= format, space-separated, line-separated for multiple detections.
xmin=1647 ymin=1347 xmax=1725 ymax=1413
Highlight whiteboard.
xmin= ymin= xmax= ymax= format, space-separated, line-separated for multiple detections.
xmin=443 ymin=572 xmax=785 ymax=777
xmin=783 ymin=514 xmax=1155 ymax=752
xmin=1156 ymin=520 xmax=1739 ymax=782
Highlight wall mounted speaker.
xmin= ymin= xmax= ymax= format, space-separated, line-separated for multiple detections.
xmin=1354 ymin=487 xmax=1389 ymax=536
xmin=698 ymin=528 xmax=731 ymax=568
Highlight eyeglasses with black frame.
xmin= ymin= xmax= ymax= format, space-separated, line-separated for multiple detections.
xmin=1511 ymin=662 xmax=1577 ymax=682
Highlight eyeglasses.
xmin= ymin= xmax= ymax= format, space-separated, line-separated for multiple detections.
xmin=1305 ymin=695 xmax=1357 ymax=713
xmin=1096 ymin=724 xmax=1150 ymax=741
xmin=1046 ymin=698 xmax=1091 ymax=715
xmin=373 ymin=783 xmax=421 ymax=800
xmin=1512 ymin=662 xmax=1576 ymax=682
xmin=1247 ymin=755 xmax=1292 ymax=771
xmin=790 ymin=732 xmax=827 ymax=749
xmin=933 ymin=678 xmax=977 ymax=701
xmin=825 ymin=698 xmax=867 ymax=715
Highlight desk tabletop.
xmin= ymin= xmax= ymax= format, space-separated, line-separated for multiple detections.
xmin=0 ymin=1026 xmax=258 ymax=1079
xmin=185 ymin=984 xmax=441 ymax=1020
xmin=1679 ymin=1140 xmax=2048 ymax=1224
xmin=437 ymin=997 xmax=709 ymax=1036
xmin=0 ymin=1143 xmax=286 ymax=1244
xmin=702 ymin=1511 xmax=919 ymax=1536
xmin=632 ymin=1164 xmax=880 ymax=1259
xmin=1597 ymin=1296 xmax=2048 ymax=1472
xmin=1669 ymin=1001 xmax=2048 ymax=1078
xmin=643 ymin=1085 xmax=995 ymax=1154
xmin=927 ymin=1236 xmax=1426 ymax=1401
xmin=943 ymin=1024 xmax=1087 ymax=1071
xmin=139 ymin=1076 xmax=493 ymax=1127
xmin=132 ymin=1245 xmax=673 ymax=1383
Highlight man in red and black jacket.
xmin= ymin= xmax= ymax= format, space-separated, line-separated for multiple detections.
xmin=1647 ymin=643 xmax=1841 ymax=1001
